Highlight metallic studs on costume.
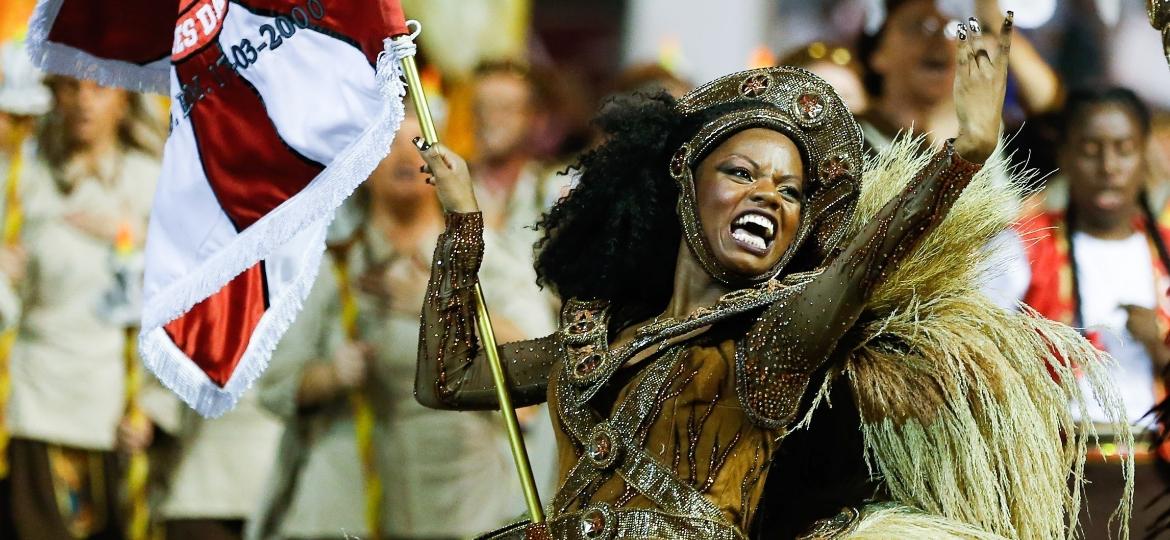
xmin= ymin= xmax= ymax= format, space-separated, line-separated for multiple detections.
xmin=522 ymin=522 xmax=553 ymax=540
xmin=569 ymin=319 xmax=596 ymax=335
xmin=574 ymin=353 xmax=604 ymax=378
xmin=670 ymin=146 xmax=690 ymax=179
xmin=561 ymin=301 xmax=616 ymax=388
xmin=796 ymin=93 xmax=824 ymax=119
xmin=579 ymin=503 xmax=616 ymax=539
xmin=791 ymin=92 xmax=827 ymax=129
xmin=636 ymin=316 xmax=678 ymax=337
xmin=587 ymin=423 xmax=621 ymax=470
xmin=581 ymin=510 xmax=605 ymax=538
xmin=819 ymin=155 xmax=854 ymax=182
xmin=739 ymin=74 xmax=771 ymax=97
xmin=718 ymin=288 xmax=756 ymax=305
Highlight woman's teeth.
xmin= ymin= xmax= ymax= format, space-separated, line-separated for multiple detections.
xmin=733 ymin=213 xmax=775 ymax=238
xmin=732 ymin=229 xmax=767 ymax=251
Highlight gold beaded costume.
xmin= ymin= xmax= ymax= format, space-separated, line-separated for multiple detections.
xmin=416 ymin=68 xmax=1133 ymax=539
xmin=1150 ymin=0 xmax=1170 ymax=63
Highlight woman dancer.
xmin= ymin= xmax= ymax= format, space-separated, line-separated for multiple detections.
xmin=416 ymin=14 xmax=1130 ymax=539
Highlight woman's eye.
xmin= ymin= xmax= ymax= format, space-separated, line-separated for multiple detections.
xmin=781 ymin=186 xmax=803 ymax=201
xmin=729 ymin=167 xmax=752 ymax=180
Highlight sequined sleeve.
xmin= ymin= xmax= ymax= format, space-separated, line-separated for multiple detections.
xmin=739 ymin=142 xmax=982 ymax=428
xmin=415 ymin=212 xmax=561 ymax=411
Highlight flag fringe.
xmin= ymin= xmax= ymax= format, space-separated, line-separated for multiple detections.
xmin=138 ymin=224 xmax=326 ymax=418
xmin=138 ymin=42 xmax=409 ymax=418
xmin=26 ymin=0 xmax=171 ymax=94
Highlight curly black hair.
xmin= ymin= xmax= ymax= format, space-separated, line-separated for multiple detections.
xmin=533 ymin=92 xmax=683 ymax=332
xmin=534 ymin=92 xmax=756 ymax=332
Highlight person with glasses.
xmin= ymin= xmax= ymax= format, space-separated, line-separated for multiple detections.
xmin=857 ymin=0 xmax=1063 ymax=153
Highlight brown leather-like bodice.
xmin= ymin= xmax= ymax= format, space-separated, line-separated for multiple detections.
xmin=548 ymin=335 xmax=777 ymax=531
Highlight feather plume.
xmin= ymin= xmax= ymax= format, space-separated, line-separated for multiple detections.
xmin=835 ymin=137 xmax=1133 ymax=539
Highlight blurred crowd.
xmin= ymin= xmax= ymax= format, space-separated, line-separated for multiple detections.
xmin=0 ymin=0 xmax=1168 ymax=539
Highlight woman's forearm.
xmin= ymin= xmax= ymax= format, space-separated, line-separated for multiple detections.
xmin=415 ymin=212 xmax=556 ymax=410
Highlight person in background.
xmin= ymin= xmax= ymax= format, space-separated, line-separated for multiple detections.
xmin=982 ymin=87 xmax=1170 ymax=539
xmin=1153 ymin=112 xmax=1170 ymax=220
xmin=138 ymin=380 xmax=282 ymax=539
xmin=3 ymin=76 xmax=163 ymax=540
xmin=469 ymin=61 xmax=570 ymax=263
xmin=0 ymin=38 xmax=52 ymax=540
xmin=248 ymin=108 xmax=557 ymax=540
xmin=857 ymin=0 xmax=962 ymax=149
xmin=857 ymin=0 xmax=1063 ymax=151
xmin=779 ymin=42 xmax=869 ymax=114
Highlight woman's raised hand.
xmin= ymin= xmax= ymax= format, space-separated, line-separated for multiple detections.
xmin=414 ymin=138 xmax=480 ymax=214
xmin=953 ymin=12 xmax=1013 ymax=164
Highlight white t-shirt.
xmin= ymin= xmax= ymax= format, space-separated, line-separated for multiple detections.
xmin=983 ymin=229 xmax=1162 ymax=425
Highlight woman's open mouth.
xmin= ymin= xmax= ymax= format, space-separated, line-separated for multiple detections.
xmin=730 ymin=211 xmax=777 ymax=256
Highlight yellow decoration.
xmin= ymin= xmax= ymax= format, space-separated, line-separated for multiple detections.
xmin=122 ymin=328 xmax=150 ymax=540
xmin=0 ymin=122 xmax=30 ymax=479
xmin=330 ymin=258 xmax=383 ymax=538
xmin=0 ymin=0 xmax=35 ymax=43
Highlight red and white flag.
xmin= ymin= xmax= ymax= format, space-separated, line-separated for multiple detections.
xmin=26 ymin=0 xmax=412 ymax=416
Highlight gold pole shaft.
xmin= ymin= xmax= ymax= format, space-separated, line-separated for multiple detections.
xmin=395 ymin=38 xmax=545 ymax=524
xmin=472 ymin=282 xmax=546 ymax=523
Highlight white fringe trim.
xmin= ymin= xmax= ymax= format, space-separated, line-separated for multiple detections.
xmin=138 ymin=41 xmax=409 ymax=418
xmin=139 ymin=223 xmax=327 ymax=418
xmin=26 ymin=0 xmax=170 ymax=94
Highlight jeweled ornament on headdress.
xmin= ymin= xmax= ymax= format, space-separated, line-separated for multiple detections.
xmin=792 ymin=92 xmax=828 ymax=128
xmin=740 ymin=74 xmax=771 ymax=97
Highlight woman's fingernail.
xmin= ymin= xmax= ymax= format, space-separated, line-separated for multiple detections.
xmin=412 ymin=137 xmax=427 ymax=150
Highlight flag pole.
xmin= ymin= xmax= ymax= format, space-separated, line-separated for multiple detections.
xmin=393 ymin=32 xmax=546 ymax=526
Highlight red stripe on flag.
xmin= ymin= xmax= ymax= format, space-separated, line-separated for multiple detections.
xmin=234 ymin=0 xmax=407 ymax=64
xmin=176 ymin=49 xmax=324 ymax=230
xmin=47 ymin=0 xmax=177 ymax=65
xmin=172 ymin=0 xmax=228 ymax=62
xmin=164 ymin=263 xmax=267 ymax=387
